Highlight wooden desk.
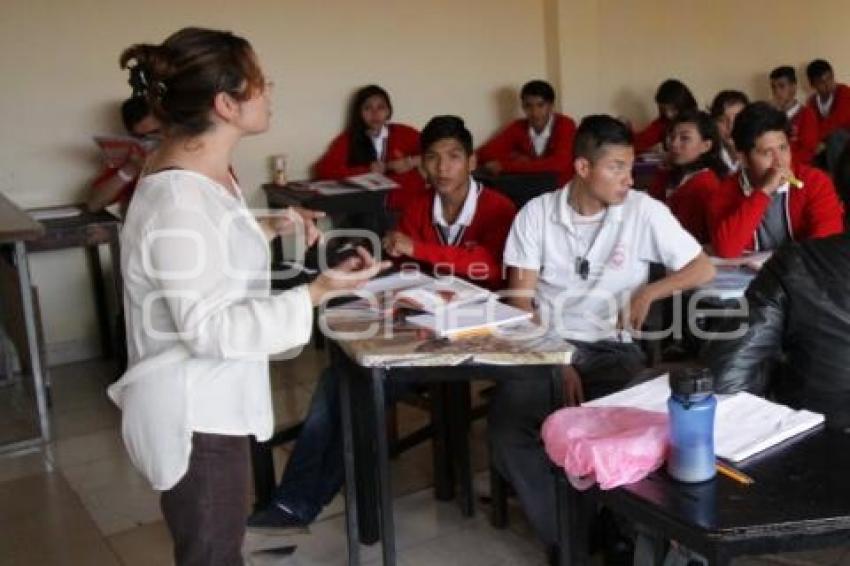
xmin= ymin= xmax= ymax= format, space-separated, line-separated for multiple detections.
xmin=324 ymin=314 xmax=574 ymax=565
xmin=567 ymin=428 xmax=850 ymax=565
xmin=25 ymin=206 xmax=123 ymax=364
xmin=0 ymin=192 xmax=49 ymax=452
xmin=262 ymin=182 xmax=391 ymax=263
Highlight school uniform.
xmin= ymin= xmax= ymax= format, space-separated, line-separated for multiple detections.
xmin=787 ymin=101 xmax=819 ymax=165
xmin=807 ymin=83 xmax=850 ymax=141
xmin=396 ymin=178 xmax=517 ymax=289
xmin=490 ymin=183 xmax=702 ymax=546
xmin=633 ymin=116 xmax=669 ymax=153
xmin=259 ymin=177 xmax=516 ymax=527
xmin=314 ymin=122 xmax=427 ymax=210
xmin=708 ymin=164 xmax=845 ymax=258
xmin=476 ymin=113 xmax=577 ymax=186
xmin=650 ymin=168 xmax=720 ymax=244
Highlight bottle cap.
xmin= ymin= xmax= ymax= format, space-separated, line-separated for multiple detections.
xmin=669 ymin=367 xmax=713 ymax=395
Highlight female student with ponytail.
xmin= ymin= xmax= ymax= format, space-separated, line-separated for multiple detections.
xmin=633 ymin=78 xmax=699 ymax=153
xmin=649 ymin=110 xmax=728 ymax=243
xmin=107 ymin=28 xmax=387 ymax=565
xmin=314 ymin=84 xmax=427 ymax=211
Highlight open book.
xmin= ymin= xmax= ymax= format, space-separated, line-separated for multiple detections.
xmin=93 ymin=135 xmax=157 ymax=167
xmin=326 ymin=272 xmax=531 ymax=338
xmin=406 ymin=299 xmax=532 ymax=339
xmin=586 ymin=374 xmax=824 ymax=462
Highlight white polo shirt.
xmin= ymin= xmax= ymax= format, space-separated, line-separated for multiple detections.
xmin=504 ymin=183 xmax=701 ymax=342
xmin=529 ymin=114 xmax=554 ymax=157
xmin=432 ymin=177 xmax=481 ymax=245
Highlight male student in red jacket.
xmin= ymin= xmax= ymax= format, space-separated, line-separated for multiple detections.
xmin=476 ymin=80 xmax=577 ymax=186
xmin=770 ymin=66 xmax=819 ymax=166
xmin=385 ymin=115 xmax=517 ymax=289
xmin=246 ymin=116 xmax=516 ymax=535
xmin=708 ymin=102 xmax=844 ymax=259
xmin=806 ymin=59 xmax=850 ymax=172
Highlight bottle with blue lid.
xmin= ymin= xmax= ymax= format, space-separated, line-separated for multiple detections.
xmin=667 ymin=367 xmax=716 ymax=483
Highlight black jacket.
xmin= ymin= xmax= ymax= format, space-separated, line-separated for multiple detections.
xmin=707 ymin=232 xmax=850 ymax=430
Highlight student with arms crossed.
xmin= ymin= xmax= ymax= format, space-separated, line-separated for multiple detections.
xmin=489 ymin=115 xmax=715 ymax=559
xmin=649 ymin=110 xmax=728 ymax=244
xmin=314 ymin=84 xmax=426 ymax=212
xmin=806 ymin=59 xmax=850 ymax=172
xmin=247 ymin=115 xmax=517 ymax=534
xmin=708 ymin=101 xmax=844 ymax=259
xmin=632 ymin=78 xmax=698 ymax=153
xmin=476 ymin=80 xmax=577 ymax=187
xmin=770 ymin=65 xmax=819 ymax=166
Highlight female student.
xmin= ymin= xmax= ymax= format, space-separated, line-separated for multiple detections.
xmin=710 ymin=90 xmax=749 ymax=173
xmin=634 ymin=79 xmax=698 ymax=153
xmin=107 ymin=27 xmax=386 ymax=565
xmin=314 ymin=84 xmax=426 ymax=211
xmin=650 ymin=111 xmax=728 ymax=243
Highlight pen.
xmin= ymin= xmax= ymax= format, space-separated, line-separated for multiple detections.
xmin=788 ymin=174 xmax=805 ymax=189
xmin=716 ymin=460 xmax=754 ymax=485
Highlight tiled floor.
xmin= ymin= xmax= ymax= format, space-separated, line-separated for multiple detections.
xmin=1 ymin=345 xmax=849 ymax=565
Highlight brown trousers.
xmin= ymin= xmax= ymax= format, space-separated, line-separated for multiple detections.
xmin=160 ymin=433 xmax=250 ymax=566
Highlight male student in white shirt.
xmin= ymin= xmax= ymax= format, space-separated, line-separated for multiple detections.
xmin=489 ymin=115 xmax=715 ymax=559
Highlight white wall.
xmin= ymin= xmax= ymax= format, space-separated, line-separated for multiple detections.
xmin=0 ymin=0 xmax=549 ymax=359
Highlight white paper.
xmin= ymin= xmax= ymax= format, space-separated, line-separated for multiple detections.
xmin=29 ymin=206 xmax=83 ymax=221
xmin=585 ymin=374 xmax=824 ymax=462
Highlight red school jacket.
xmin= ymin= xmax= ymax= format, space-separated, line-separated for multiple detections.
xmin=789 ymin=103 xmax=819 ymax=165
xmin=313 ymin=122 xmax=427 ymax=210
xmin=807 ymin=83 xmax=850 ymax=141
xmin=633 ymin=116 xmax=669 ymax=153
xmin=707 ymin=164 xmax=845 ymax=258
xmin=475 ymin=113 xmax=577 ymax=186
xmin=649 ymin=168 xmax=720 ymax=244
xmin=395 ymin=186 xmax=517 ymax=290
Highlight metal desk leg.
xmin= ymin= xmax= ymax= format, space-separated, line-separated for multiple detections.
xmin=336 ymin=347 xmax=361 ymax=566
xmin=13 ymin=241 xmax=49 ymax=444
xmin=431 ymin=383 xmax=454 ymax=501
xmin=371 ymin=367 xmax=396 ymax=565
xmin=447 ymin=381 xmax=474 ymax=517
xmin=86 ymin=245 xmax=112 ymax=358
xmin=550 ymin=364 xmax=589 ymax=566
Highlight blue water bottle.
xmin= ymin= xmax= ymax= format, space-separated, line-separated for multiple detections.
xmin=667 ymin=368 xmax=717 ymax=483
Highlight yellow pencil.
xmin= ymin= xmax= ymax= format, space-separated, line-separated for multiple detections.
xmin=788 ymin=174 xmax=805 ymax=189
xmin=716 ymin=461 xmax=754 ymax=485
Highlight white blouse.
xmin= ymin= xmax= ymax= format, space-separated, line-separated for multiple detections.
xmin=107 ymin=170 xmax=313 ymax=490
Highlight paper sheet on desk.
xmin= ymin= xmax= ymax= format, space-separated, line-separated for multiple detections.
xmin=586 ymin=375 xmax=824 ymax=462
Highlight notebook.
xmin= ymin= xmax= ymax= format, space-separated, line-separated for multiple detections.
xmin=585 ymin=375 xmax=824 ymax=462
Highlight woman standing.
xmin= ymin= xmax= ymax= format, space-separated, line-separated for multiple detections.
xmin=108 ymin=28 xmax=386 ymax=565
xmin=314 ymin=84 xmax=426 ymax=211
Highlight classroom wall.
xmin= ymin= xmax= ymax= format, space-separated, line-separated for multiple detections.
xmin=5 ymin=0 xmax=850 ymax=362
xmin=0 ymin=0 xmax=549 ymax=361
xmin=556 ymin=0 xmax=850 ymax=126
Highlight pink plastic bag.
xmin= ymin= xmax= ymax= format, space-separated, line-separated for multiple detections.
xmin=541 ymin=406 xmax=669 ymax=490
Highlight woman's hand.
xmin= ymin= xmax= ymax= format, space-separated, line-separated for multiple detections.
xmin=258 ymin=207 xmax=324 ymax=246
xmin=370 ymin=161 xmax=387 ymax=174
xmin=307 ymin=246 xmax=391 ymax=305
